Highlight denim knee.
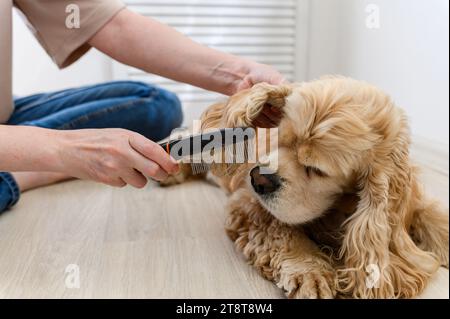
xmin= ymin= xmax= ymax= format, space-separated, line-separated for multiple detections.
xmin=0 ymin=172 xmax=20 ymax=213
xmin=158 ymin=88 xmax=184 ymax=129
xmin=136 ymin=87 xmax=183 ymax=141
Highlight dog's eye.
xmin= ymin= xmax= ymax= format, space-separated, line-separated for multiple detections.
xmin=304 ymin=166 xmax=326 ymax=178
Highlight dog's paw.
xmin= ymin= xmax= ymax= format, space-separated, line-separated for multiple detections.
xmin=159 ymin=173 xmax=186 ymax=187
xmin=159 ymin=163 xmax=194 ymax=187
xmin=282 ymin=270 xmax=336 ymax=299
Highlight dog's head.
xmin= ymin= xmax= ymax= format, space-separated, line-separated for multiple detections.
xmin=202 ymin=76 xmax=408 ymax=225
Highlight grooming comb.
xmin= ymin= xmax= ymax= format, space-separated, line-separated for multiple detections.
xmin=158 ymin=128 xmax=257 ymax=175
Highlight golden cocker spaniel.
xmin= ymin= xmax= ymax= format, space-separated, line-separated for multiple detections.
xmin=164 ymin=76 xmax=449 ymax=298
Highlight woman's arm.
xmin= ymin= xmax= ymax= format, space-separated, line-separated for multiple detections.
xmin=0 ymin=126 xmax=62 ymax=172
xmin=89 ymin=9 xmax=285 ymax=96
xmin=0 ymin=125 xmax=178 ymax=187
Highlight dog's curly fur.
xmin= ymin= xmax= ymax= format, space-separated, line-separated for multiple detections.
xmin=163 ymin=76 xmax=449 ymax=298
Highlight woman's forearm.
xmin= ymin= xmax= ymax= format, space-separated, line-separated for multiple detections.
xmin=0 ymin=125 xmax=63 ymax=172
xmin=89 ymin=9 xmax=260 ymax=96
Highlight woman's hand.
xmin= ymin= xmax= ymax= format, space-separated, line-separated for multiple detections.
xmin=58 ymin=129 xmax=179 ymax=188
xmin=233 ymin=61 xmax=286 ymax=93
xmin=234 ymin=61 xmax=286 ymax=128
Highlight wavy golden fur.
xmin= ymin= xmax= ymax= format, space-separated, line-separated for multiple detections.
xmin=164 ymin=76 xmax=449 ymax=298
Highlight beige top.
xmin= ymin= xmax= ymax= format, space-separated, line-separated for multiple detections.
xmin=0 ymin=0 xmax=125 ymax=124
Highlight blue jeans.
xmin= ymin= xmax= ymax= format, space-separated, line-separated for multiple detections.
xmin=0 ymin=81 xmax=183 ymax=213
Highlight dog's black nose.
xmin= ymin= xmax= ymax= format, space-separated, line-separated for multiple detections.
xmin=250 ymin=167 xmax=281 ymax=195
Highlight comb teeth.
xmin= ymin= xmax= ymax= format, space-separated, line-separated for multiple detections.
xmin=234 ymin=141 xmax=244 ymax=163
xmin=214 ymin=147 xmax=223 ymax=163
xmin=224 ymin=143 xmax=235 ymax=163
xmin=191 ymin=163 xmax=211 ymax=175
xmin=246 ymin=139 xmax=256 ymax=162
xmin=230 ymin=139 xmax=257 ymax=164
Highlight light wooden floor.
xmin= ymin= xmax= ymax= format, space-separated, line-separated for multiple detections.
xmin=0 ymin=158 xmax=448 ymax=298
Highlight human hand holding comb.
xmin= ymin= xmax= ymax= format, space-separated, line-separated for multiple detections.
xmin=57 ymin=128 xmax=179 ymax=188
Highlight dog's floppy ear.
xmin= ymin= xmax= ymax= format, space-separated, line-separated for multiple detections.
xmin=201 ymin=83 xmax=291 ymax=130
xmin=225 ymin=82 xmax=291 ymax=127
xmin=337 ymin=116 xmax=439 ymax=298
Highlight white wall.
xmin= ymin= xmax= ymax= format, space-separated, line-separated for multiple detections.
xmin=307 ymin=0 xmax=449 ymax=146
xmin=12 ymin=9 xmax=113 ymax=96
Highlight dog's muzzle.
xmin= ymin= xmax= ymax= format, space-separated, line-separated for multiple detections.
xmin=250 ymin=166 xmax=281 ymax=195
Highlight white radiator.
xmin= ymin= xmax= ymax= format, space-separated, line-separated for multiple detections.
xmin=112 ymin=0 xmax=303 ymax=124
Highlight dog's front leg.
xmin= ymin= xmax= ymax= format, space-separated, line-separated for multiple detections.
xmin=225 ymin=189 xmax=336 ymax=299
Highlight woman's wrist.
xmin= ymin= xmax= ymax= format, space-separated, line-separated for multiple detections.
xmin=206 ymin=55 xmax=251 ymax=96
xmin=49 ymin=129 xmax=71 ymax=173
xmin=228 ymin=59 xmax=259 ymax=95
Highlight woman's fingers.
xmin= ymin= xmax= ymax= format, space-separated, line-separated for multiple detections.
xmin=130 ymin=149 xmax=169 ymax=182
xmin=128 ymin=133 xmax=179 ymax=175
xmin=107 ymin=177 xmax=127 ymax=188
xmin=121 ymin=169 xmax=148 ymax=188
xmin=146 ymin=162 xmax=169 ymax=181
